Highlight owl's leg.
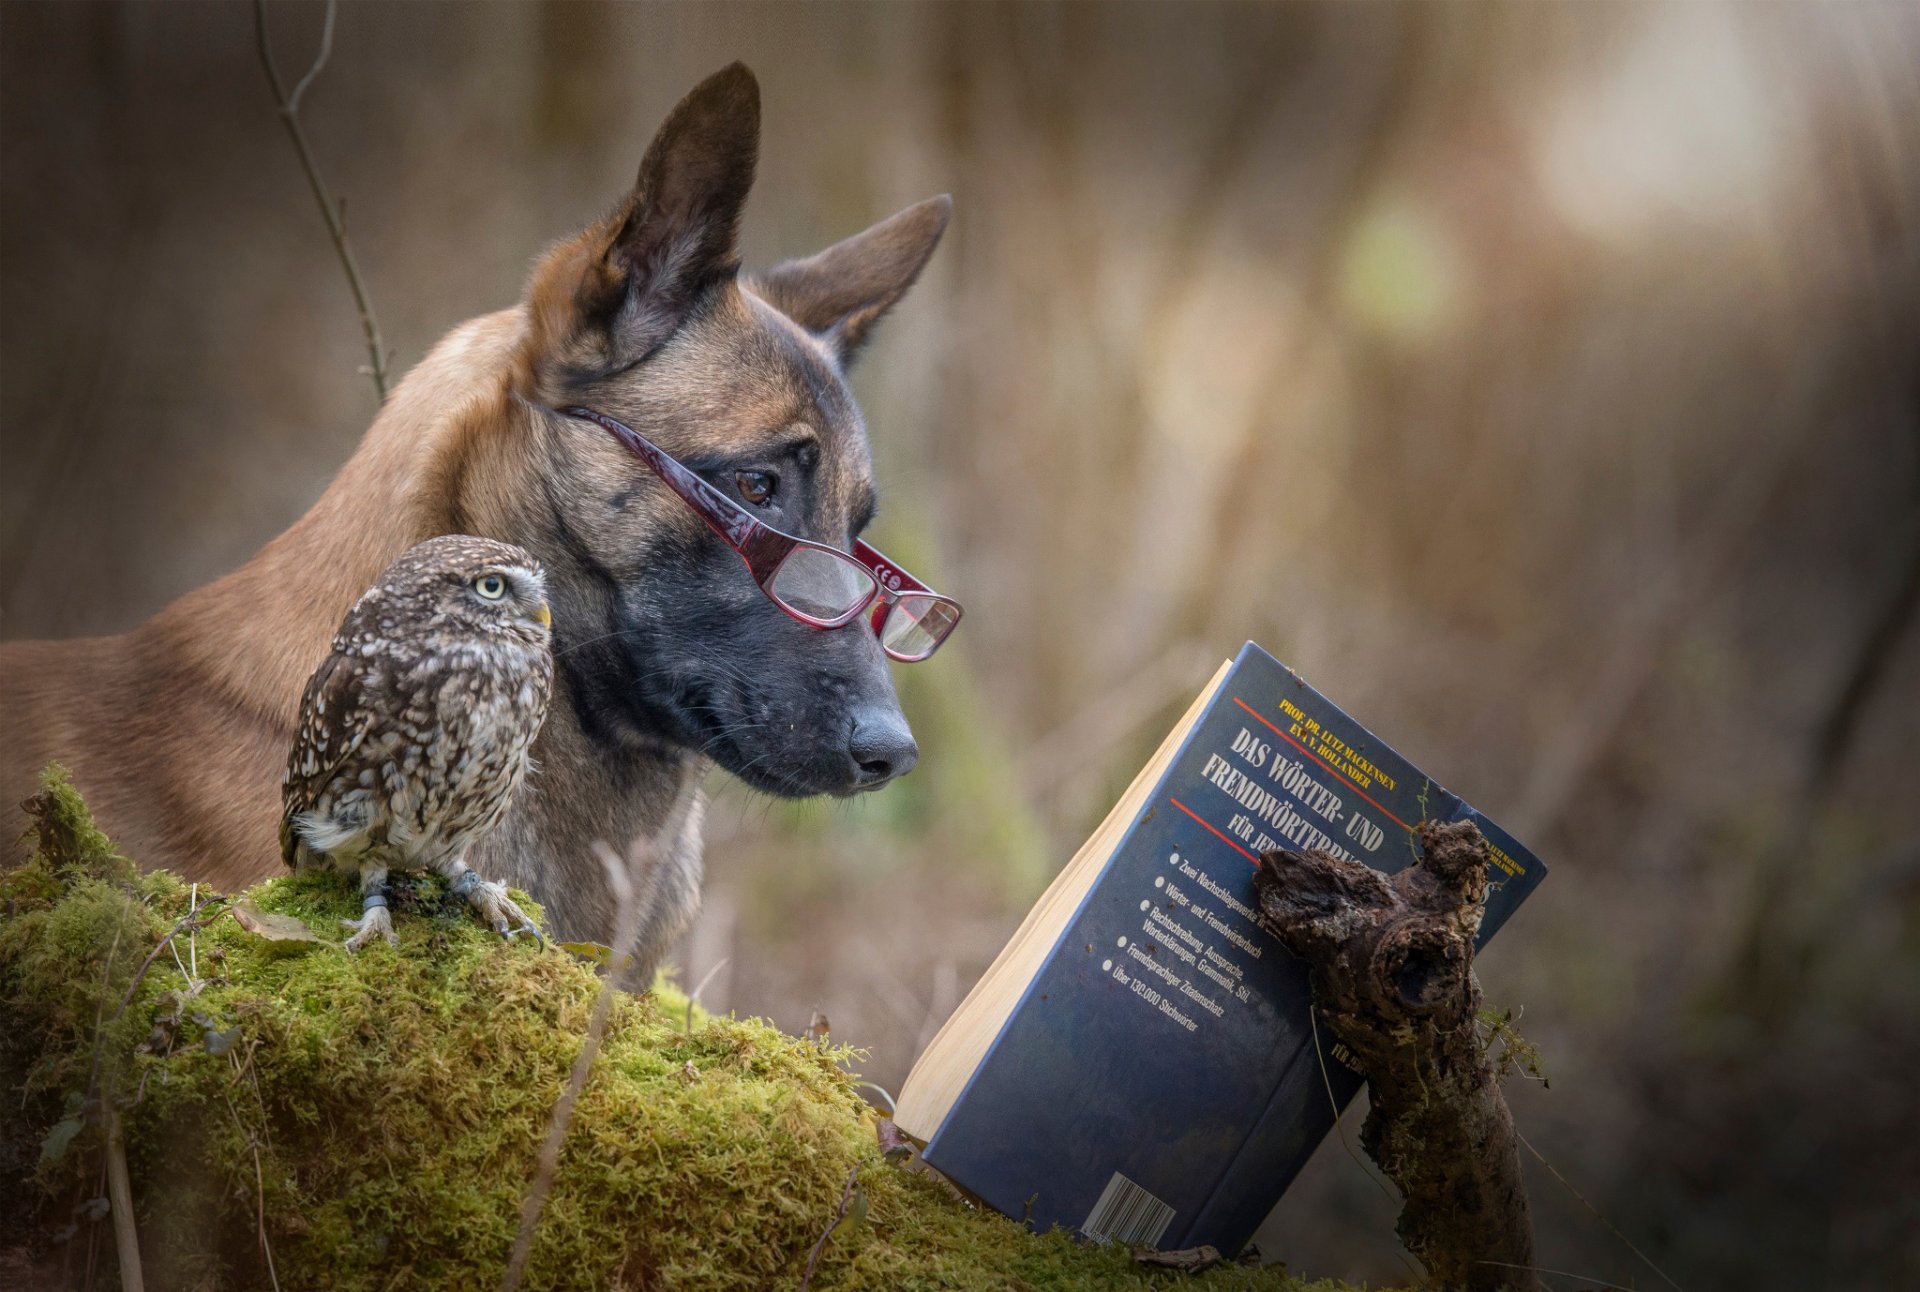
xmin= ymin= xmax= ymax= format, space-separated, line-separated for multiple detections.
xmin=340 ymin=864 xmax=397 ymax=952
xmin=440 ymin=858 xmax=544 ymax=948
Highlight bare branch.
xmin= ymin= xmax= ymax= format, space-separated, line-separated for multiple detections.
xmin=253 ymin=0 xmax=390 ymax=401
xmin=104 ymin=1107 xmax=145 ymax=1292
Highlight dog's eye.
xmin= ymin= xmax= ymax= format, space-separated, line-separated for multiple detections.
xmin=474 ymin=574 xmax=507 ymax=600
xmin=735 ymin=470 xmax=777 ymax=506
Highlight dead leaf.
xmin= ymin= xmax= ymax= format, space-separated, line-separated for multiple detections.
xmin=805 ymin=1007 xmax=830 ymax=1045
xmin=875 ymin=1118 xmax=914 ymax=1163
xmin=229 ymin=900 xmax=321 ymax=955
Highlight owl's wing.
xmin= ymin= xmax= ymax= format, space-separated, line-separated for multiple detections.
xmin=280 ymin=647 xmax=378 ymax=867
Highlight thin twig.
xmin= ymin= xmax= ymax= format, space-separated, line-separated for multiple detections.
xmin=853 ymin=1082 xmax=896 ymax=1117
xmin=500 ymin=838 xmax=653 ymax=1292
xmin=798 ymin=1164 xmax=862 ymax=1292
xmin=84 ymin=1154 xmax=107 ymax=1292
xmin=249 ymin=1123 xmax=280 ymax=1292
xmin=80 ymin=926 xmax=127 ymax=1131
xmin=222 ymin=1085 xmax=281 ymax=1292
xmin=1476 ymin=1259 xmax=1630 ymax=1290
xmin=110 ymin=899 xmax=231 ymax=1025
xmin=1517 ymin=1130 xmax=1684 ymax=1292
xmin=166 ymin=930 xmax=190 ymax=985
xmin=253 ymin=0 xmax=390 ymax=400
xmin=281 ymin=0 xmax=334 ymax=114
xmin=684 ymin=957 xmax=730 ymax=1036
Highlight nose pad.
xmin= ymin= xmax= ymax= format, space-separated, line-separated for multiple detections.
xmin=848 ymin=707 xmax=918 ymax=788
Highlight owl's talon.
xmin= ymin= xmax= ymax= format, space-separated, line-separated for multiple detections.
xmin=460 ymin=875 xmax=544 ymax=950
xmin=340 ymin=904 xmax=397 ymax=952
xmin=505 ymin=921 xmax=546 ymax=951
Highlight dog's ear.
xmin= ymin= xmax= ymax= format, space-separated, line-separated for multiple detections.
xmin=527 ymin=63 xmax=760 ymax=382
xmin=752 ymin=195 xmax=951 ymax=367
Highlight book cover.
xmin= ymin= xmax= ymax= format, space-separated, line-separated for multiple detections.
xmin=918 ymin=641 xmax=1548 ymax=1254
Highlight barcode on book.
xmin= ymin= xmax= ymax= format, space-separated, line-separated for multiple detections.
xmin=1080 ymin=1171 xmax=1176 ymax=1247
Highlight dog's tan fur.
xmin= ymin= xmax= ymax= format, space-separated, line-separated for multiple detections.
xmin=0 ymin=64 xmax=948 ymax=962
xmin=1 ymin=310 xmax=532 ymax=886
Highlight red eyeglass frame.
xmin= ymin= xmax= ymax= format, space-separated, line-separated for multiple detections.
xmin=559 ymin=405 xmax=963 ymax=660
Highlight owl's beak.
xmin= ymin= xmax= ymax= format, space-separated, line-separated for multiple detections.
xmin=535 ymin=602 xmax=552 ymax=629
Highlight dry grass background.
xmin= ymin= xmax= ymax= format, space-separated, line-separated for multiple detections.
xmin=3 ymin=2 xmax=1917 ymax=1287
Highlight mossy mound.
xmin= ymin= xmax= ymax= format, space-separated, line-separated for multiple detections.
xmin=1 ymin=768 xmax=1374 ymax=1291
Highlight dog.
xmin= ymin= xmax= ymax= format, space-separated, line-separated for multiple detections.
xmin=0 ymin=63 xmax=950 ymax=975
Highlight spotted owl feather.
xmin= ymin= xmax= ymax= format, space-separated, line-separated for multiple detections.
xmin=280 ymin=648 xmax=379 ymax=867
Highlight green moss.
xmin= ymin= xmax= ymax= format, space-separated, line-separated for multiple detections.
xmin=2 ymin=768 xmax=1377 ymax=1292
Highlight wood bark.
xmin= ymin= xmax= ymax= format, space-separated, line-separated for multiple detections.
xmin=1253 ymin=819 xmax=1539 ymax=1292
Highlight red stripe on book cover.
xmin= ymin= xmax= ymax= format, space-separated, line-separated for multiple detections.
xmin=1231 ymin=696 xmax=1414 ymax=833
xmin=1168 ymin=796 xmax=1257 ymax=863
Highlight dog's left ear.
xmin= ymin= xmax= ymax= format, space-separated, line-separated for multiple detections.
xmin=524 ymin=63 xmax=760 ymax=386
xmin=753 ymin=195 xmax=952 ymax=367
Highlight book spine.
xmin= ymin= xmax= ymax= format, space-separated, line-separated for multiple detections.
xmin=921 ymin=656 xmax=1255 ymax=1161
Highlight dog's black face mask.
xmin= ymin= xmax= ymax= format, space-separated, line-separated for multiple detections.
xmin=518 ymin=63 xmax=951 ymax=799
xmin=547 ymin=294 xmax=922 ymax=798
xmin=578 ymin=531 xmax=919 ymax=799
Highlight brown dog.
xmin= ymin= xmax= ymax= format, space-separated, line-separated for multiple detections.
xmin=0 ymin=64 xmax=950 ymax=973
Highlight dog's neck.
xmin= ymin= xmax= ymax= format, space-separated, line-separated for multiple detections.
xmin=147 ymin=310 xmax=532 ymax=729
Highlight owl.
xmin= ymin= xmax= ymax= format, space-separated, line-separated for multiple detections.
xmin=280 ymin=534 xmax=555 ymax=951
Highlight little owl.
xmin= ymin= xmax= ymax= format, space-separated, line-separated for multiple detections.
xmin=280 ymin=534 xmax=554 ymax=951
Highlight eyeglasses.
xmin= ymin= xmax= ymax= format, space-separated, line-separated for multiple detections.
xmin=560 ymin=406 xmax=963 ymax=662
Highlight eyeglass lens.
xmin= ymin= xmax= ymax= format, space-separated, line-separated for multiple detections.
xmin=881 ymin=595 xmax=961 ymax=660
xmin=768 ymin=546 xmax=877 ymax=621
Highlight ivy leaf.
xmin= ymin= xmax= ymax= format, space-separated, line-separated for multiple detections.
xmin=203 ymin=1025 xmax=243 ymax=1056
xmin=40 ymin=1116 xmax=84 ymax=1165
xmin=557 ymin=941 xmax=634 ymax=972
xmin=827 ymin=1188 xmax=869 ymax=1244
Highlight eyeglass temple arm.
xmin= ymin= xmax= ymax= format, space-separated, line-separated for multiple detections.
xmin=853 ymin=539 xmax=937 ymax=594
xmin=561 ymin=406 xmax=774 ymax=557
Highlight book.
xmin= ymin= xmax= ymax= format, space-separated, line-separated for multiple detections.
xmin=894 ymin=642 xmax=1547 ymax=1255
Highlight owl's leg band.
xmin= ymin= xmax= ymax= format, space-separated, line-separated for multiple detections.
xmin=341 ymin=866 xmax=397 ymax=952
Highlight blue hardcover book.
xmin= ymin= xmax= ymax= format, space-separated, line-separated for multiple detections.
xmin=893 ymin=642 xmax=1547 ymax=1255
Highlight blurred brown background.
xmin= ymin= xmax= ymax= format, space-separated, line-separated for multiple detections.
xmin=4 ymin=2 xmax=1917 ymax=1287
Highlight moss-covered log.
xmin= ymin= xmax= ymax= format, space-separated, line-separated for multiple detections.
xmin=1253 ymin=821 xmax=1539 ymax=1292
xmin=1 ymin=768 xmax=1371 ymax=1292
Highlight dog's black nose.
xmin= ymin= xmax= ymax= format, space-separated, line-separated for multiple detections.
xmin=848 ymin=708 xmax=918 ymax=788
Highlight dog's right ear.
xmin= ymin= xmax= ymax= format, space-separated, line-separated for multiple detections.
xmin=525 ymin=63 xmax=760 ymax=386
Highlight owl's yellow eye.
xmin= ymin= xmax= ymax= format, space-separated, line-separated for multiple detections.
xmin=474 ymin=574 xmax=507 ymax=600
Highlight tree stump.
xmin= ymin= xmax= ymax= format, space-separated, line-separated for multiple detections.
xmin=1253 ymin=819 xmax=1539 ymax=1292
